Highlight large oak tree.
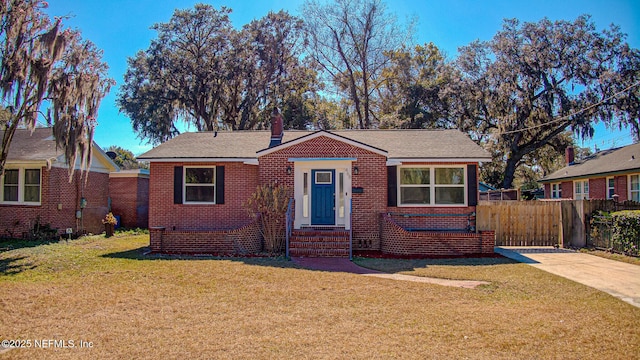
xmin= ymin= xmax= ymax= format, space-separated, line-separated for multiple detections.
xmin=450 ymin=16 xmax=640 ymax=189
xmin=118 ymin=5 xmax=317 ymax=145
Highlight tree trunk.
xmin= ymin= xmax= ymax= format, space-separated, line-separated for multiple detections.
xmin=502 ymin=155 xmax=521 ymax=189
xmin=0 ymin=120 xmax=20 ymax=176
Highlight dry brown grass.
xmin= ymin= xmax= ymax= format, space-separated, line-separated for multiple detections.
xmin=1 ymin=235 xmax=639 ymax=359
xmin=579 ymin=248 xmax=640 ymax=266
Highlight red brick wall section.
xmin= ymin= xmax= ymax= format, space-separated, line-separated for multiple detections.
xmin=0 ymin=167 xmax=109 ymax=237
xmin=380 ymin=214 xmax=494 ymax=256
xmin=148 ymin=162 xmax=258 ymax=231
xmin=560 ymin=181 xmax=573 ymax=199
xmin=589 ymin=178 xmax=606 ymax=199
xmin=615 ymin=175 xmax=628 ymax=201
xmin=148 ymin=220 xmax=262 ymax=254
xmin=258 ymin=135 xmax=387 ymax=250
xmin=385 ymin=207 xmax=476 ymax=231
xmin=545 ymin=176 xmax=629 ymax=200
xmin=109 ymin=175 xmax=149 ymax=228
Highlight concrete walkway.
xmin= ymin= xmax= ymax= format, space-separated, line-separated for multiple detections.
xmin=496 ymin=247 xmax=640 ymax=308
xmin=291 ymin=257 xmax=489 ymax=289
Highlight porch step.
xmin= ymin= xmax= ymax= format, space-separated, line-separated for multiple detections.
xmin=289 ymin=229 xmax=350 ymax=258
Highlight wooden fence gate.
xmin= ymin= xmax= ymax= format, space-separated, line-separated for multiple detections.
xmin=476 ymin=200 xmax=561 ymax=246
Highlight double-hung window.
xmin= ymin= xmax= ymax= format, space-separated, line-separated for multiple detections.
xmin=1 ymin=168 xmax=41 ymax=204
xmin=184 ymin=167 xmax=216 ymax=203
xmin=630 ymin=174 xmax=640 ymax=202
xmin=574 ymin=180 xmax=589 ymax=200
xmin=551 ymin=183 xmax=562 ymax=199
xmin=606 ymin=177 xmax=615 ymax=199
xmin=399 ymin=167 xmax=466 ymax=206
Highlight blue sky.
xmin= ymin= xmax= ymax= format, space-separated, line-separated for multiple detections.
xmin=44 ymin=0 xmax=640 ymax=155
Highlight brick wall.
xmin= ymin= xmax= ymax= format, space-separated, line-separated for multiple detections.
xmin=149 ymin=220 xmax=262 ymax=254
xmin=149 ymin=162 xmax=258 ymax=231
xmin=380 ymin=214 xmax=494 ymax=256
xmin=109 ymin=171 xmax=149 ymax=228
xmin=0 ymin=167 xmax=109 ymax=237
xmin=589 ymin=177 xmax=606 ymax=199
xmin=561 ymin=181 xmax=573 ymax=199
xmin=615 ymin=175 xmax=628 ymax=201
xmin=258 ymin=135 xmax=387 ymax=250
xmin=544 ymin=175 xmax=629 ymax=200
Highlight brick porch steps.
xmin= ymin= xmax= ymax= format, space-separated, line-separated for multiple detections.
xmin=289 ymin=228 xmax=350 ymax=258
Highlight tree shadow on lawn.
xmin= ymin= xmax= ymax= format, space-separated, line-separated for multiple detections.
xmin=0 ymin=238 xmax=63 ymax=253
xmin=0 ymin=255 xmax=37 ymax=276
xmin=102 ymin=246 xmax=524 ymax=274
xmin=101 ymin=246 xmax=301 ymax=269
xmin=354 ymin=256 xmax=522 ymax=274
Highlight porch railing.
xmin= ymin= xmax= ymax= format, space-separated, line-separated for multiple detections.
xmin=285 ymin=198 xmax=294 ymax=258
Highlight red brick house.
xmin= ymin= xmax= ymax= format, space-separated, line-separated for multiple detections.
xmin=109 ymin=169 xmax=150 ymax=229
xmin=0 ymin=128 xmax=119 ymax=237
xmin=140 ymin=128 xmax=494 ymax=257
xmin=541 ymin=143 xmax=640 ymax=201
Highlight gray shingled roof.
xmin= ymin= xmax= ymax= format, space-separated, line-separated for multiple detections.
xmin=1 ymin=127 xmax=60 ymax=161
xmin=138 ymin=129 xmax=491 ymax=160
xmin=541 ymin=142 xmax=640 ymax=182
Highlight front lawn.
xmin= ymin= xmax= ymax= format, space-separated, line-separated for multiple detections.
xmin=1 ymin=234 xmax=639 ymax=359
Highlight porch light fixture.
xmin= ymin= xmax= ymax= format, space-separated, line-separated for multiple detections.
xmin=353 ymin=166 xmax=359 ymax=175
xmin=286 ymin=166 xmax=292 ymax=175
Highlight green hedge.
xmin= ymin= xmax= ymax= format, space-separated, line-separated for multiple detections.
xmin=612 ymin=210 xmax=640 ymax=256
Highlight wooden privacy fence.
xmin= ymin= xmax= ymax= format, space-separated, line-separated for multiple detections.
xmin=476 ymin=200 xmax=561 ymax=246
xmin=476 ymin=199 xmax=638 ymax=247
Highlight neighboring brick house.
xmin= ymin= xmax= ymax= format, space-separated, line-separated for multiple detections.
xmin=541 ymin=143 xmax=640 ymax=201
xmin=139 ymin=128 xmax=495 ymax=257
xmin=0 ymin=128 xmax=119 ymax=237
xmin=109 ymin=169 xmax=149 ymax=228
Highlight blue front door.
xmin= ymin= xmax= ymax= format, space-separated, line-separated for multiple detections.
xmin=311 ymin=170 xmax=335 ymax=225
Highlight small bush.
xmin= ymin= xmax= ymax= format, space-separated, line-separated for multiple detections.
xmin=244 ymin=183 xmax=290 ymax=255
xmin=611 ymin=210 xmax=640 ymax=256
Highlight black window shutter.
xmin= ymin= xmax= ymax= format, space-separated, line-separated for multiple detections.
xmin=467 ymin=164 xmax=478 ymax=206
xmin=174 ymin=166 xmax=183 ymax=204
xmin=216 ymin=166 xmax=225 ymax=204
xmin=387 ymin=166 xmax=398 ymax=207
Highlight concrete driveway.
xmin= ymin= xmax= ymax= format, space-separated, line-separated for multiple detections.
xmin=496 ymin=247 xmax=640 ymax=308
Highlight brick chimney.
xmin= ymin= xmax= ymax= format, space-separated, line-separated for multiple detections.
xmin=565 ymin=146 xmax=575 ymax=165
xmin=269 ymin=107 xmax=283 ymax=148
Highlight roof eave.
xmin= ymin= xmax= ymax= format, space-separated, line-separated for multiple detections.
xmin=388 ymin=157 xmax=493 ymax=164
xmin=256 ymin=130 xmax=388 ymax=157
xmin=540 ymin=167 xmax=640 ymax=183
xmin=137 ymin=157 xmax=257 ymax=163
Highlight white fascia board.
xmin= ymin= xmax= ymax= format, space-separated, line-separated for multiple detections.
xmin=4 ymin=160 xmax=48 ymax=167
xmin=289 ymin=157 xmax=357 ymax=162
xmin=388 ymin=157 xmax=492 ymax=164
xmin=140 ymin=157 xmax=257 ymax=163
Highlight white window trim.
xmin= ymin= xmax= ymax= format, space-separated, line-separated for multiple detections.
xmin=292 ymin=159 xmax=353 ymax=230
xmin=629 ymin=174 xmax=640 ymax=202
xmin=398 ymin=165 xmax=467 ymax=207
xmin=606 ymin=177 xmax=615 ymax=200
xmin=0 ymin=167 xmax=42 ymax=206
xmin=573 ymin=179 xmax=589 ymax=200
xmin=183 ymin=166 xmax=216 ymax=204
xmin=550 ymin=182 xmax=562 ymax=199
